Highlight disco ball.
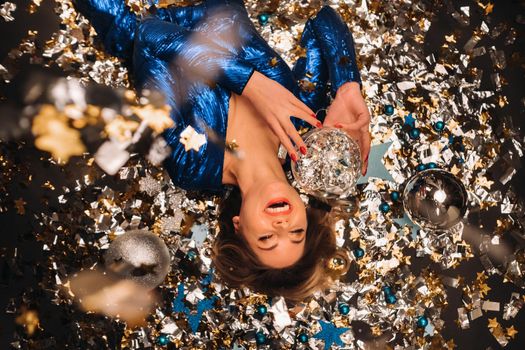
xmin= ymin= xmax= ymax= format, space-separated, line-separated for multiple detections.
xmin=292 ymin=128 xmax=361 ymax=202
xmin=403 ymin=169 xmax=467 ymax=230
xmin=104 ymin=230 xmax=171 ymax=289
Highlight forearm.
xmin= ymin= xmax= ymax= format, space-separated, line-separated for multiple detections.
xmin=310 ymin=6 xmax=362 ymax=97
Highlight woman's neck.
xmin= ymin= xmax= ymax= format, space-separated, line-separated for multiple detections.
xmin=223 ymin=93 xmax=287 ymax=196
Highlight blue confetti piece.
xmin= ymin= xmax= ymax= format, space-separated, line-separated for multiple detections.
xmin=173 ymin=283 xmax=190 ymax=314
xmin=357 ymin=142 xmax=395 ymax=184
xmin=313 ymin=320 xmax=350 ymax=350
xmin=404 ymin=113 xmax=416 ymax=127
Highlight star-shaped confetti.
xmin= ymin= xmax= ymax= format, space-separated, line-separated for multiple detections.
xmin=15 ymin=308 xmax=39 ymax=336
xmin=14 ymin=198 xmax=27 ymax=215
xmin=313 ymin=320 xmax=350 ymax=350
xmin=179 ymin=125 xmax=206 ymax=152
xmin=172 ymin=283 xmax=217 ymax=333
xmin=393 ymin=213 xmax=419 ymax=239
xmin=357 ymin=142 xmax=395 ymax=184
xmin=131 ymin=105 xmax=174 ymax=133
xmin=506 ymin=325 xmax=518 ymax=339
xmin=487 ymin=317 xmax=499 ymax=329
xmin=190 ymin=223 xmax=208 ymax=248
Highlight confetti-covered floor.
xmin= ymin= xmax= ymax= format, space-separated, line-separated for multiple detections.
xmin=1 ymin=0 xmax=525 ymax=349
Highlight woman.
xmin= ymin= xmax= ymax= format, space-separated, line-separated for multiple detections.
xmin=74 ymin=0 xmax=371 ymax=300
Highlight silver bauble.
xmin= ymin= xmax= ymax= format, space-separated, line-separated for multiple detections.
xmin=403 ymin=169 xmax=467 ymax=230
xmin=104 ymin=230 xmax=171 ymax=289
xmin=292 ymin=128 xmax=361 ymax=202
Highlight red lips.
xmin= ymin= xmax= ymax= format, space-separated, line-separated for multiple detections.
xmin=264 ymin=198 xmax=293 ymax=216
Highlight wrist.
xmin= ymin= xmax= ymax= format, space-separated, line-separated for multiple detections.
xmin=241 ymin=70 xmax=261 ymax=99
xmin=338 ymin=81 xmax=360 ymax=93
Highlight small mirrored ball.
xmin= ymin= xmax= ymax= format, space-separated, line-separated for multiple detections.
xmin=403 ymin=169 xmax=467 ymax=231
xmin=292 ymin=128 xmax=361 ymax=202
xmin=104 ymin=230 xmax=171 ymax=290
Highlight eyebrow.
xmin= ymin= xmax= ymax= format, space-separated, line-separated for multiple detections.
xmin=258 ymin=236 xmax=305 ymax=251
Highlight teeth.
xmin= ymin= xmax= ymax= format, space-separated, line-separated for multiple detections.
xmin=266 ymin=204 xmax=289 ymax=213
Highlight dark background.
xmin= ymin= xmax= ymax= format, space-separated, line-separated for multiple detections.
xmin=1 ymin=0 xmax=524 ymax=349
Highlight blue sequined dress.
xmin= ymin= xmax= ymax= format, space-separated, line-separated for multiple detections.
xmin=73 ymin=0 xmax=361 ymax=192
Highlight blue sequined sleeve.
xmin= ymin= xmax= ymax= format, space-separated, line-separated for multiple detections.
xmin=72 ymin=0 xmax=255 ymax=95
xmin=309 ymin=6 xmax=362 ymax=97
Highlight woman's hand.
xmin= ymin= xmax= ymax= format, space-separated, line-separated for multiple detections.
xmin=323 ymin=82 xmax=371 ymax=176
xmin=242 ymin=70 xmax=321 ymax=161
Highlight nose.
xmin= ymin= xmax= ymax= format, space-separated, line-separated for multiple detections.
xmin=272 ymin=219 xmax=289 ymax=229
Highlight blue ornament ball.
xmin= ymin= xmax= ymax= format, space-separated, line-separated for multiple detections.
xmin=390 ymin=191 xmax=400 ymax=202
xmin=416 ymin=163 xmax=427 ymax=172
xmin=258 ymin=13 xmax=269 ymax=25
xmin=256 ymin=304 xmax=268 ymax=316
xmin=384 ymin=104 xmax=395 ymax=116
xmin=353 ymin=247 xmax=365 ymax=259
xmin=385 ymin=294 xmax=397 ymax=304
xmin=433 ymin=121 xmax=445 ymax=132
xmin=156 ymin=334 xmax=170 ymax=346
xmin=298 ymin=332 xmax=309 ymax=343
xmin=255 ymin=332 xmax=267 ymax=345
xmin=427 ymin=162 xmax=437 ymax=169
xmin=382 ymin=286 xmax=393 ymax=295
xmin=338 ymin=303 xmax=350 ymax=315
xmin=416 ymin=316 xmax=429 ymax=328
xmin=379 ymin=202 xmax=390 ymax=213
xmin=409 ymin=128 xmax=421 ymax=139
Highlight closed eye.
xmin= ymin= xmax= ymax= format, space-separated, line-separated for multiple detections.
xmin=290 ymin=228 xmax=305 ymax=234
xmin=259 ymin=234 xmax=273 ymax=241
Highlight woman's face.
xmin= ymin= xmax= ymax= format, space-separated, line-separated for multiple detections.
xmin=233 ymin=181 xmax=307 ymax=268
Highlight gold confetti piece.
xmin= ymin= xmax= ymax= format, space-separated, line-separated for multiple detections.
xmin=15 ymin=308 xmax=39 ymax=336
xmin=484 ymin=2 xmax=494 ymax=15
xmin=32 ymin=105 xmax=86 ymax=162
xmin=487 ymin=317 xmax=499 ymax=329
xmin=179 ymin=125 xmax=206 ymax=152
xmin=506 ymin=325 xmax=518 ymax=339
xmin=130 ymin=105 xmax=174 ymax=133
xmin=104 ymin=116 xmax=140 ymax=142
xmin=269 ymin=56 xmax=279 ymax=67
xmin=475 ymin=176 xmax=494 ymax=189
xmin=14 ymin=198 xmax=26 ymax=215
xmin=479 ymin=283 xmax=491 ymax=297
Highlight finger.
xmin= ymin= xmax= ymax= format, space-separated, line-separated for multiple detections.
xmin=285 ymin=123 xmax=307 ymax=155
xmin=272 ymin=124 xmax=298 ymax=162
xmin=290 ymin=96 xmax=316 ymax=118
xmin=360 ymin=129 xmax=371 ymax=176
xmin=291 ymin=106 xmax=322 ymax=128
xmin=334 ymin=117 xmax=369 ymax=131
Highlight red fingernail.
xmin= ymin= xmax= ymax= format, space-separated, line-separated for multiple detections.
xmin=335 ymin=123 xmax=343 ymax=128
xmin=300 ymin=146 xmax=307 ymax=155
xmin=365 ymin=154 xmax=369 ymax=162
xmin=311 ymin=113 xmax=317 ymax=118
xmin=291 ymin=153 xmax=298 ymax=162
xmin=316 ymin=121 xmax=322 ymax=128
